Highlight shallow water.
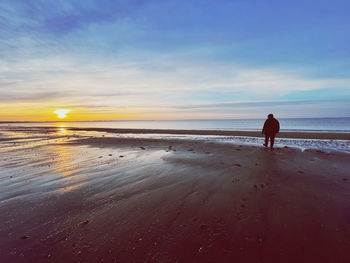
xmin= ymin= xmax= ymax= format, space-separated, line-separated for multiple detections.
xmin=1 ymin=126 xmax=349 ymax=155
xmin=1 ymin=117 xmax=350 ymax=133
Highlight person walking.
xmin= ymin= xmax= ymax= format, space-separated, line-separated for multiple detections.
xmin=262 ymin=114 xmax=280 ymax=150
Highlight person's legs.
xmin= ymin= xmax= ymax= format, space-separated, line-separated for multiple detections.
xmin=264 ymin=134 xmax=269 ymax=147
xmin=270 ymin=134 xmax=275 ymax=149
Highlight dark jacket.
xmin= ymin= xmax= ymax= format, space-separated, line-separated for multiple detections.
xmin=262 ymin=118 xmax=280 ymax=134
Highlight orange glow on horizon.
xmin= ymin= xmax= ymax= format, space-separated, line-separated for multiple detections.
xmin=0 ymin=103 xmax=248 ymax=122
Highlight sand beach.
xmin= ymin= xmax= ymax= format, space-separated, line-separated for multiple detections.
xmin=1 ymin=127 xmax=350 ymax=262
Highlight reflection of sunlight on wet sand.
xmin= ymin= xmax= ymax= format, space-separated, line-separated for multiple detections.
xmin=60 ymin=182 xmax=88 ymax=193
xmin=59 ymin=127 xmax=67 ymax=136
xmin=57 ymin=124 xmax=67 ymax=136
xmin=47 ymin=143 xmax=88 ymax=194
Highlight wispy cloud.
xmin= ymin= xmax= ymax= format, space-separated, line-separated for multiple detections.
xmin=1 ymin=52 xmax=350 ymax=110
xmin=0 ymin=1 xmax=146 ymax=35
xmin=0 ymin=91 xmax=69 ymax=102
xmin=172 ymin=100 xmax=318 ymax=109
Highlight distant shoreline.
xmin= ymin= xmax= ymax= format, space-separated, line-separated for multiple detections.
xmin=1 ymin=116 xmax=350 ymax=123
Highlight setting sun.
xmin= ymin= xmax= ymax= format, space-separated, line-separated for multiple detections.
xmin=54 ymin=109 xmax=70 ymax=119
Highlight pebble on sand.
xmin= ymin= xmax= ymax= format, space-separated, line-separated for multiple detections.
xmin=140 ymin=147 xmax=146 ymax=150
xmin=80 ymin=220 xmax=90 ymax=226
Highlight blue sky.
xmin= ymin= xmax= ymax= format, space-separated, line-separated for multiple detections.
xmin=1 ymin=0 xmax=350 ymax=120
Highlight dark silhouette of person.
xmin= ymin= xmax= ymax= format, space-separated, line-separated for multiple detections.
xmin=262 ymin=114 xmax=280 ymax=149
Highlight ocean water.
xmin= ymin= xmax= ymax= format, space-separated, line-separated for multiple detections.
xmin=1 ymin=117 xmax=350 ymax=133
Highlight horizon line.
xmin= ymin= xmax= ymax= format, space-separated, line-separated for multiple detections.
xmin=1 ymin=116 xmax=350 ymax=123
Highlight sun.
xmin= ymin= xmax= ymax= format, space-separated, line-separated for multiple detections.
xmin=54 ymin=109 xmax=71 ymax=119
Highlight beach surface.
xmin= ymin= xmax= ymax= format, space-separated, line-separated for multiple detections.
xmin=1 ymin=127 xmax=350 ymax=262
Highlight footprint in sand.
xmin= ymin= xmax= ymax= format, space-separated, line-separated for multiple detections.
xmin=200 ymin=224 xmax=209 ymax=231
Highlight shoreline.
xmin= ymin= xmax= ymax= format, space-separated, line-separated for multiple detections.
xmin=68 ymin=127 xmax=350 ymax=140
xmin=1 ymin=126 xmax=350 ymax=154
xmin=2 ymin=125 xmax=350 ymax=140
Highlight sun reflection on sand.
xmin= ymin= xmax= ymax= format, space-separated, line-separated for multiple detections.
xmin=44 ymin=144 xmax=88 ymax=194
xmin=59 ymin=128 xmax=67 ymax=135
xmin=60 ymin=182 xmax=88 ymax=193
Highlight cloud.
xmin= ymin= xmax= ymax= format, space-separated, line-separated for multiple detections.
xmin=0 ymin=91 xmax=72 ymax=102
xmin=0 ymin=1 xmax=147 ymax=36
xmin=1 ymin=50 xmax=350 ymax=109
xmin=172 ymin=100 xmax=318 ymax=109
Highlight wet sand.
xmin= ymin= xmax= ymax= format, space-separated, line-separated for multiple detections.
xmin=1 ymin=133 xmax=350 ymax=262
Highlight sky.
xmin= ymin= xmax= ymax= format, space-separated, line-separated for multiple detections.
xmin=1 ymin=0 xmax=350 ymax=121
